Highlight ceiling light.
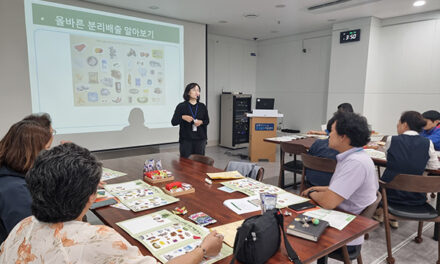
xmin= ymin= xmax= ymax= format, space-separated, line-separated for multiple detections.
xmin=243 ymin=13 xmax=259 ymax=19
xmin=148 ymin=5 xmax=159 ymax=10
xmin=275 ymin=4 xmax=286 ymax=8
xmin=413 ymin=1 xmax=426 ymax=7
xmin=218 ymin=20 xmax=228 ymax=24
xmin=270 ymin=30 xmax=279 ymax=33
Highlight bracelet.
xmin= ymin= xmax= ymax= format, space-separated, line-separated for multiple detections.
xmin=307 ymin=189 xmax=317 ymax=199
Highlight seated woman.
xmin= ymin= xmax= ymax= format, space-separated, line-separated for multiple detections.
xmin=379 ymin=111 xmax=440 ymax=228
xmin=302 ymin=111 xmax=378 ymax=255
xmin=0 ymin=120 xmax=52 ymax=243
xmin=0 ymin=143 xmax=223 ymax=264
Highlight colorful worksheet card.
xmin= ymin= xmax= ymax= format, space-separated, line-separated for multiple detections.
xmin=104 ymin=180 xmax=179 ymax=212
xmin=117 ymin=210 xmax=233 ymax=264
xmin=221 ymin=178 xmax=283 ymax=196
xmin=101 ymin=167 xmax=127 ymax=181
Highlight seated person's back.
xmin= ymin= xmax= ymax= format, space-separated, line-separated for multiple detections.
xmin=420 ymin=110 xmax=440 ymax=150
xmin=382 ymin=111 xmax=440 ymax=206
xmin=0 ymin=119 xmax=52 ymax=243
xmin=0 ymin=143 xmax=223 ymax=264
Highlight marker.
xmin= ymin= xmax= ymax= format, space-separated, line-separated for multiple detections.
xmin=230 ymin=202 xmax=241 ymax=211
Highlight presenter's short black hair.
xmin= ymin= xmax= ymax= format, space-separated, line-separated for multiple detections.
xmin=333 ymin=111 xmax=370 ymax=147
xmin=400 ymin=111 xmax=426 ymax=132
xmin=183 ymin=83 xmax=200 ymax=101
xmin=26 ymin=143 xmax=102 ymax=223
xmin=422 ymin=110 xmax=440 ymax=122
xmin=337 ymin=103 xmax=354 ymax=113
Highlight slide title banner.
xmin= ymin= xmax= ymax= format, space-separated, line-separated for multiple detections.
xmin=32 ymin=3 xmax=180 ymax=43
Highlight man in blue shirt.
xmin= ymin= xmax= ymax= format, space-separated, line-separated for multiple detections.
xmin=420 ymin=110 xmax=440 ymax=150
xmin=305 ymin=117 xmax=339 ymax=187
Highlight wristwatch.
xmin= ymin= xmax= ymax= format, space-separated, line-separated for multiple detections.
xmin=196 ymin=245 xmax=207 ymax=258
xmin=307 ymin=189 xmax=317 ymax=199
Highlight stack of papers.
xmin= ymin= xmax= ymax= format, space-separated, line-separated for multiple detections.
xmin=304 ymin=208 xmax=356 ymax=230
xmin=221 ymin=178 xmax=309 ymax=210
xmin=364 ymin=149 xmax=386 ymax=160
xmin=265 ymin=135 xmax=306 ymax=142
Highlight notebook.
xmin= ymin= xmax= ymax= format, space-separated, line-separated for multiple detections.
xmin=286 ymin=215 xmax=329 ymax=242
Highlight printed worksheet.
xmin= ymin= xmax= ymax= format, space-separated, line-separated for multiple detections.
xmin=117 ymin=210 xmax=233 ymax=263
xmin=101 ymin=167 xmax=127 ymax=181
xmin=104 ymin=180 xmax=178 ymax=212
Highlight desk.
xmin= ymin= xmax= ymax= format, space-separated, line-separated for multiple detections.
xmin=93 ymin=152 xmax=379 ymax=263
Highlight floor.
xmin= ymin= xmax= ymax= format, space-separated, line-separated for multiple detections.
xmin=88 ymin=144 xmax=439 ymax=264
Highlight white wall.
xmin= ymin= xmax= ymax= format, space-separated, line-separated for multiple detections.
xmin=364 ymin=13 xmax=440 ymax=134
xmin=256 ymin=31 xmax=332 ymax=132
xmin=326 ymin=17 xmax=377 ymax=118
xmin=207 ymin=34 xmax=257 ymax=144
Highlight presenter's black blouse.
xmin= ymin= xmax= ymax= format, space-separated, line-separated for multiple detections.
xmin=171 ymin=101 xmax=209 ymax=142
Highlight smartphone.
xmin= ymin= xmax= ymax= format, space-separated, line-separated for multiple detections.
xmin=90 ymin=198 xmax=118 ymax=210
xmin=288 ymin=201 xmax=316 ymax=212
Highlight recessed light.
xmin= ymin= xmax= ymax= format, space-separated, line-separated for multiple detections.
xmin=413 ymin=1 xmax=426 ymax=7
xmin=218 ymin=20 xmax=228 ymax=24
xmin=275 ymin=4 xmax=286 ymax=8
xmin=149 ymin=5 xmax=160 ymax=10
xmin=243 ymin=13 xmax=259 ymax=19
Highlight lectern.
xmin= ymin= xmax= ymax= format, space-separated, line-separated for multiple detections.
xmin=247 ymin=110 xmax=283 ymax=162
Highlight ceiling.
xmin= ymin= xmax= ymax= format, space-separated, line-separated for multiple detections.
xmin=84 ymin=0 xmax=440 ymax=40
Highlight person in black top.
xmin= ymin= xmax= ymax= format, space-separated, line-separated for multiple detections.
xmin=171 ymin=83 xmax=210 ymax=158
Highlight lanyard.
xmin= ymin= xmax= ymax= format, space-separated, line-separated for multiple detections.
xmin=188 ymin=102 xmax=198 ymax=119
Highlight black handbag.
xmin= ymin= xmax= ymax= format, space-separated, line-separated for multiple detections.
xmin=230 ymin=209 xmax=302 ymax=264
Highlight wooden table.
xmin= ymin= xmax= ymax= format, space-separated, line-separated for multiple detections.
xmin=92 ymin=152 xmax=379 ymax=263
xmin=266 ymin=136 xmax=440 ymax=241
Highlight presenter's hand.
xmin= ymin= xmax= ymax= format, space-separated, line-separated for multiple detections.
xmin=194 ymin=120 xmax=203 ymax=127
xmin=200 ymin=231 xmax=224 ymax=257
xmin=182 ymin=115 xmax=194 ymax=123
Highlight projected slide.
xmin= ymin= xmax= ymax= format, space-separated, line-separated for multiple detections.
xmin=71 ymin=35 xmax=166 ymax=107
xmin=25 ymin=0 xmax=184 ymax=134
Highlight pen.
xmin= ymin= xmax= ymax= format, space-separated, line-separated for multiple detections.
xmin=230 ymin=202 xmax=241 ymax=210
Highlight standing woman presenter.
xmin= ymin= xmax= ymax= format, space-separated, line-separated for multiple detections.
xmin=172 ymin=83 xmax=210 ymax=158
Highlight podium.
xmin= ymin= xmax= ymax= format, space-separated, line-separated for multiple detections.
xmin=247 ymin=110 xmax=283 ymax=162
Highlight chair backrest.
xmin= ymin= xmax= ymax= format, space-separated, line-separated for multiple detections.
xmin=360 ymin=191 xmax=382 ymax=218
xmin=380 ymin=174 xmax=440 ymax=193
xmin=300 ymin=152 xmax=336 ymax=173
xmin=187 ymin=154 xmax=215 ymax=166
xmin=225 ymin=161 xmax=264 ymax=181
xmin=280 ymin=142 xmax=307 ymax=155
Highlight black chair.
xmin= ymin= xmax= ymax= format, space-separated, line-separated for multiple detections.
xmin=279 ymin=142 xmax=307 ymax=189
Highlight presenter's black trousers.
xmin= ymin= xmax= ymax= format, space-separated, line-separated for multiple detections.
xmin=179 ymin=139 xmax=206 ymax=158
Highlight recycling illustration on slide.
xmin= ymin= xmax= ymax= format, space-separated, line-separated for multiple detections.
xmin=71 ymin=35 xmax=165 ymax=106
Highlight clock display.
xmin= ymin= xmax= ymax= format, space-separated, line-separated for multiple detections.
xmin=340 ymin=29 xmax=361 ymax=43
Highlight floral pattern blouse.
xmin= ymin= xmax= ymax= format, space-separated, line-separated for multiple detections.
xmin=0 ymin=216 xmax=157 ymax=264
